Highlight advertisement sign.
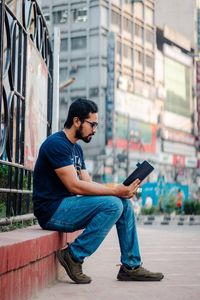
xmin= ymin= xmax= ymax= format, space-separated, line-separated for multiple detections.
xmin=24 ymin=39 xmax=48 ymax=169
xmin=162 ymin=127 xmax=195 ymax=145
xmin=185 ymin=157 xmax=197 ymax=168
xmin=158 ymin=153 xmax=173 ymax=165
xmin=142 ymin=181 xmax=189 ymax=207
xmin=163 ymin=140 xmax=196 ymax=156
xmin=163 ymin=110 xmax=192 ymax=133
xmin=164 ymin=56 xmax=191 ymax=117
xmin=173 ymin=155 xmax=185 ymax=167
xmin=115 ymin=90 xmax=157 ymax=124
xmin=196 ymin=61 xmax=200 ymax=138
xmin=109 ymin=114 xmax=157 ymax=154
xmin=105 ymin=32 xmax=116 ymax=143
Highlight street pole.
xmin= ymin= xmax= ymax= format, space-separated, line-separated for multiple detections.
xmin=52 ymin=26 xmax=60 ymax=133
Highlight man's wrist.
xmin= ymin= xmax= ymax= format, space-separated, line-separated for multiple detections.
xmin=109 ymin=184 xmax=118 ymax=197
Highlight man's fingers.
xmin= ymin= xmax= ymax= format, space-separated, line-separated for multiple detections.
xmin=129 ymin=179 xmax=140 ymax=195
xmin=130 ymin=179 xmax=140 ymax=188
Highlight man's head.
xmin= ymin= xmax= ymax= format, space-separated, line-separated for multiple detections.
xmin=64 ymin=98 xmax=98 ymax=143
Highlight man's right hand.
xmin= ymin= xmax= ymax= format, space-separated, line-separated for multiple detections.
xmin=114 ymin=179 xmax=140 ymax=199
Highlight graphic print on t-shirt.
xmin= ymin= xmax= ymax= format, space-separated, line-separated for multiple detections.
xmin=73 ymin=155 xmax=82 ymax=179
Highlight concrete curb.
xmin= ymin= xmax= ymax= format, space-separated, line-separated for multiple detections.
xmin=136 ymin=215 xmax=200 ymax=226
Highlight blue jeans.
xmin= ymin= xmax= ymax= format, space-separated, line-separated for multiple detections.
xmin=44 ymin=195 xmax=141 ymax=267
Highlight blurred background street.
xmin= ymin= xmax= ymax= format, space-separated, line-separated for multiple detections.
xmin=1 ymin=1 xmax=200 ymax=300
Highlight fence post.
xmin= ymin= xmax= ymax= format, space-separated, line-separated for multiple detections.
xmin=0 ymin=0 xmax=5 ymax=103
xmin=52 ymin=26 xmax=60 ymax=133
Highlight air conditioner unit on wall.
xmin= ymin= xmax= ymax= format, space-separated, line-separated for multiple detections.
xmin=70 ymin=65 xmax=78 ymax=74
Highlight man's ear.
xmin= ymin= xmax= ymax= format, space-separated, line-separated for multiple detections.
xmin=73 ymin=117 xmax=81 ymax=128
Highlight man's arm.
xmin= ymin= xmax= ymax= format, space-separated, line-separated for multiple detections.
xmin=80 ymin=169 xmax=92 ymax=182
xmin=55 ymin=165 xmax=140 ymax=198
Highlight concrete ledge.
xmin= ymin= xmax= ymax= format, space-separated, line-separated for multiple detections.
xmin=0 ymin=225 xmax=81 ymax=300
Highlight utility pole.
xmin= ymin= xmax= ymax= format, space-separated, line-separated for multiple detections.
xmin=52 ymin=26 xmax=60 ymax=133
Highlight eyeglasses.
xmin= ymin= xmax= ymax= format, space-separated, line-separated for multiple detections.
xmin=84 ymin=120 xmax=98 ymax=129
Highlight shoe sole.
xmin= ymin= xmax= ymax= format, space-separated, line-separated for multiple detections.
xmin=117 ymin=274 xmax=164 ymax=281
xmin=57 ymin=250 xmax=91 ymax=284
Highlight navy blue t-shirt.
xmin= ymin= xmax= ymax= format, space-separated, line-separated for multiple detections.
xmin=33 ymin=131 xmax=86 ymax=227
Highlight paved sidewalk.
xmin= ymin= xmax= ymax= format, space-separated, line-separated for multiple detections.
xmin=33 ymin=225 xmax=200 ymax=300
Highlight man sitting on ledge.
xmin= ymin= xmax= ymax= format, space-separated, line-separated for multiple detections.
xmin=33 ymin=98 xmax=164 ymax=284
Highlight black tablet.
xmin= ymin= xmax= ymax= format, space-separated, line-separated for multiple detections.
xmin=123 ymin=160 xmax=154 ymax=186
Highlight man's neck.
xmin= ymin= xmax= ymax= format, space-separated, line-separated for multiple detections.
xmin=63 ymin=128 xmax=78 ymax=144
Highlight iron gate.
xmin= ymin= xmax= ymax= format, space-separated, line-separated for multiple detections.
xmin=0 ymin=0 xmax=53 ymax=219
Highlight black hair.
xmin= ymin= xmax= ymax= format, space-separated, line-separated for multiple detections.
xmin=64 ymin=98 xmax=98 ymax=128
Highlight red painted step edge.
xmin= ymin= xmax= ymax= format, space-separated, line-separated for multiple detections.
xmin=0 ymin=225 xmax=81 ymax=300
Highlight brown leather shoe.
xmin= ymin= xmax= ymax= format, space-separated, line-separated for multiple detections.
xmin=57 ymin=247 xmax=92 ymax=284
xmin=117 ymin=265 xmax=164 ymax=281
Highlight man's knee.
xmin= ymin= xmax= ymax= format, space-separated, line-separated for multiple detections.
xmin=106 ymin=196 xmax=123 ymax=217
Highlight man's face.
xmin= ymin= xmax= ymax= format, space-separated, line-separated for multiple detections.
xmin=75 ymin=113 xmax=98 ymax=143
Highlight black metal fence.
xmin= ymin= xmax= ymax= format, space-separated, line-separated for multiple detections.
xmin=0 ymin=0 xmax=53 ymax=219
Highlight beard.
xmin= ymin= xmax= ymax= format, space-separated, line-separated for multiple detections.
xmin=75 ymin=125 xmax=94 ymax=143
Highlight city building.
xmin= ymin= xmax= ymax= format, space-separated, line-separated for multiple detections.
xmin=155 ymin=0 xmax=200 ymax=197
xmin=41 ymin=0 xmax=157 ymax=180
xmin=155 ymin=26 xmax=198 ymax=194
xmin=40 ymin=0 xmax=198 ymax=197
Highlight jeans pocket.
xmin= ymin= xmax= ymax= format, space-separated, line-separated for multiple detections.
xmin=45 ymin=217 xmax=75 ymax=232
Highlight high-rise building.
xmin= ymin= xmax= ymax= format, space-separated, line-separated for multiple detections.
xmin=155 ymin=26 xmax=197 ymax=185
xmin=40 ymin=0 xmax=198 ymax=196
xmin=155 ymin=0 xmax=200 ymax=195
xmin=41 ymin=0 xmax=157 ymax=180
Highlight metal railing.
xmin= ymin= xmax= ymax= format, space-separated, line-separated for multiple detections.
xmin=0 ymin=0 xmax=53 ymax=220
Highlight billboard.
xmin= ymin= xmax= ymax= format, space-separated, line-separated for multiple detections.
xmin=24 ymin=39 xmax=48 ymax=169
xmin=165 ymin=57 xmax=191 ymax=117
xmin=109 ymin=114 xmax=157 ymax=154
xmin=196 ymin=60 xmax=200 ymax=141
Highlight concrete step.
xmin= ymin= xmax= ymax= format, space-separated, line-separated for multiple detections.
xmin=0 ymin=225 xmax=81 ymax=300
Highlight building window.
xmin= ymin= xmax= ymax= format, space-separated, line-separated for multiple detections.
xmin=135 ymin=23 xmax=143 ymax=38
xmin=59 ymin=67 xmax=67 ymax=82
xmin=117 ymin=40 xmax=122 ymax=56
xmin=60 ymin=38 xmax=68 ymax=51
xmin=123 ymin=44 xmax=132 ymax=61
xmin=135 ymin=50 xmax=143 ymax=65
xmin=111 ymin=10 xmax=121 ymax=28
xmin=89 ymin=87 xmax=99 ymax=97
xmin=53 ymin=10 xmax=68 ymax=24
xmin=146 ymin=29 xmax=154 ymax=45
xmin=71 ymin=36 xmax=87 ymax=50
xmin=145 ymin=7 xmax=153 ymax=25
xmin=123 ymin=17 xmax=132 ymax=34
xmin=146 ymin=54 xmax=154 ymax=69
xmin=71 ymin=7 xmax=88 ymax=22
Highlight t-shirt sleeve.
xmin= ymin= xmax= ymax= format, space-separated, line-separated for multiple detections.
xmin=43 ymin=137 xmax=73 ymax=169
